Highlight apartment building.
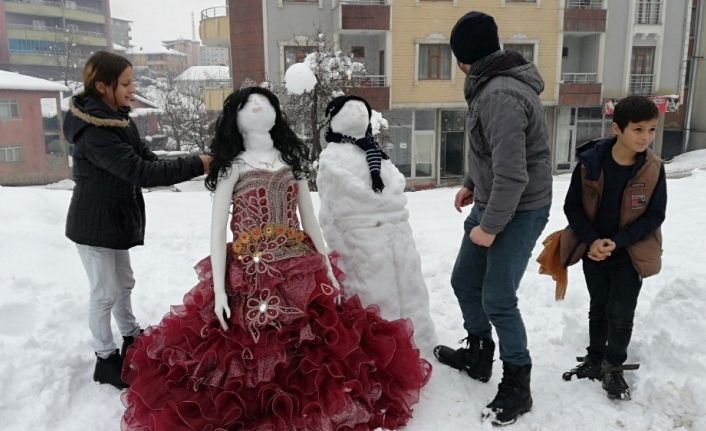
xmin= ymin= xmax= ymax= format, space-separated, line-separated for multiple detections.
xmin=0 ymin=0 xmax=113 ymax=80
xmin=556 ymin=0 xmax=692 ymax=168
xmin=210 ymin=0 xmax=693 ymax=188
xmin=111 ymin=16 xmax=131 ymax=49
xmin=0 ymin=70 xmax=69 ymax=185
xmin=126 ymin=44 xmax=188 ymax=78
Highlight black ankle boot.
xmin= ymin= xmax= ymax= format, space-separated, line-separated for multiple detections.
xmin=94 ymin=349 xmax=129 ymax=389
xmin=121 ymin=329 xmax=143 ymax=359
xmin=602 ymin=361 xmax=631 ymax=400
xmin=482 ymin=362 xmax=532 ymax=426
xmin=433 ymin=334 xmax=495 ymax=382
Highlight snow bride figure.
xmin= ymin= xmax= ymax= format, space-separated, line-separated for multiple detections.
xmin=120 ymin=87 xmax=431 ymax=431
xmin=316 ymin=95 xmax=438 ymax=352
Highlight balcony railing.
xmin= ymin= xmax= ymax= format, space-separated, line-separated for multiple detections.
xmin=6 ymin=0 xmax=100 ymax=13
xmin=566 ymin=0 xmax=603 ymax=8
xmin=7 ymin=23 xmax=103 ymax=38
xmin=561 ymin=72 xmax=599 ymax=84
xmin=635 ymin=0 xmax=661 ymax=25
xmin=350 ymin=75 xmax=387 ymax=87
xmin=341 ymin=0 xmax=388 ymax=5
xmin=201 ymin=6 xmax=228 ymax=19
xmin=629 ymin=74 xmax=654 ymax=95
xmin=6 ymin=0 xmax=63 ymax=7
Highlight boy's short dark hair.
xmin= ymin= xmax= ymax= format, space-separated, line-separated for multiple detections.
xmin=613 ymin=95 xmax=660 ymax=131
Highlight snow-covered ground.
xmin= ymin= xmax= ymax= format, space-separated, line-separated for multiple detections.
xmin=2 ymin=156 xmax=706 ymax=431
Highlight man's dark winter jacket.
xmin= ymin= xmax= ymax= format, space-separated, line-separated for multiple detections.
xmin=63 ymin=96 xmax=204 ymax=249
xmin=462 ymin=50 xmax=553 ymax=234
xmin=561 ymin=137 xmax=666 ymax=277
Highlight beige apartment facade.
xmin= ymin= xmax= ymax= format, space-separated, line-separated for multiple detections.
xmin=388 ymin=0 xmax=562 ymax=188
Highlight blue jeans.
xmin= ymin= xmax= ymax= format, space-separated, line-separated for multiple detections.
xmin=450 ymin=204 xmax=550 ymax=366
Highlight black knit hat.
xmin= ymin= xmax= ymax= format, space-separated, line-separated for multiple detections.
xmin=325 ymin=95 xmax=372 ymax=120
xmin=450 ymin=11 xmax=501 ymax=65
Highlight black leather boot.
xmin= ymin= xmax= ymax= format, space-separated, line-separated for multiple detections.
xmin=433 ymin=334 xmax=495 ymax=382
xmin=94 ymin=349 xmax=128 ymax=389
xmin=482 ymin=362 xmax=532 ymax=426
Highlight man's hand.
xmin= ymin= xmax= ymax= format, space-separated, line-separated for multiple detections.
xmin=454 ymin=186 xmax=474 ymax=212
xmin=587 ymin=239 xmax=616 ymax=261
xmin=469 ymin=226 xmax=496 ymax=247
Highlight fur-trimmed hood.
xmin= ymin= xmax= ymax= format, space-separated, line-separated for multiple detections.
xmin=63 ymin=95 xmax=130 ymax=143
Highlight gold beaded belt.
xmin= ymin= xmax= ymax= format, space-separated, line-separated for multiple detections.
xmin=232 ymin=224 xmax=312 ymax=275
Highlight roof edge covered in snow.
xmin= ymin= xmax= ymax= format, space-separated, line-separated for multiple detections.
xmin=0 ymin=71 xmax=69 ymax=92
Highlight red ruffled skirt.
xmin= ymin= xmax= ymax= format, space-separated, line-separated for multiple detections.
xmin=121 ymin=248 xmax=431 ymax=430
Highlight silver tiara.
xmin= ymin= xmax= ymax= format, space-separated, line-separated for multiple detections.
xmin=238 ymin=78 xmax=258 ymax=90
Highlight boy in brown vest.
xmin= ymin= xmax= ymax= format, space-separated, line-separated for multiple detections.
xmin=561 ymin=96 xmax=667 ymax=400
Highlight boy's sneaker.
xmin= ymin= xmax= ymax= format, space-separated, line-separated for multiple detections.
xmin=94 ymin=349 xmax=129 ymax=390
xmin=562 ymin=355 xmax=604 ymax=381
xmin=602 ymin=362 xmax=631 ymax=400
xmin=481 ymin=362 xmax=533 ymax=426
xmin=433 ymin=334 xmax=495 ymax=382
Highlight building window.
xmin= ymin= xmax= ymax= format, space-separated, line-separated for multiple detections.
xmin=9 ymin=39 xmax=65 ymax=54
xmin=504 ymin=43 xmax=535 ymax=63
xmin=418 ymin=44 xmax=451 ymax=80
xmin=413 ymin=110 xmax=435 ymax=178
xmin=630 ymin=46 xmax=655 ymax=95
xmin=636 ymin=0 xmax=662 ymax=25
xmin=351 ymin=46 xmax=365 ymax=58
xmin=506 ymin=0 xmax=537 ymax=3
xmin=0 ymin=146 xmax=23 ymax=163
xmin=284 ymin=45 xmax=316 ymax=71
xmin=0 ymin=100 xmax=20 ymax=120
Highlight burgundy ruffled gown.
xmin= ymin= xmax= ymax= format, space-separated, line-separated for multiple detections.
xmin=121 ymin=168 xmax=432 ymax=431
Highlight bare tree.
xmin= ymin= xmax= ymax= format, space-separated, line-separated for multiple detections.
xmin=144 ymin=72 xmax=218 ymax=152
xmin=273 ymin=31 xmax=365 ymax=160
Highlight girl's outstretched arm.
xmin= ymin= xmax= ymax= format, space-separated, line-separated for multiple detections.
xmin=211 ymin=164 xmax=240 ymax=330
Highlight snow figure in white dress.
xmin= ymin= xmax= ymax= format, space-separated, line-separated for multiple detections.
xmin=316 ymin=95 xmax=437 ymax=351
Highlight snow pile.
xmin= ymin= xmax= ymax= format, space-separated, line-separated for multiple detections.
xmin=284 ymin=63 xmax=317 ymax=95
xmin=665 ymin=148 xmax=706 ymax=178
xmin=1 ymin=173 xmax=705 ymax=430
xmin=0 ymin=70 xmax=69 ymax=92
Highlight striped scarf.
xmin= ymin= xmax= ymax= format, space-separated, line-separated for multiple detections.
xmin=326 ymin=131 xmax=389 ymax=193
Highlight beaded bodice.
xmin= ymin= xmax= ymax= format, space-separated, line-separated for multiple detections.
xmin=230 ymin=167 xmax=300 ymax=236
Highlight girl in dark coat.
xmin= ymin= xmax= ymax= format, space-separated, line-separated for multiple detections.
xmin=63 ymin=50 xmax=211 ymax=389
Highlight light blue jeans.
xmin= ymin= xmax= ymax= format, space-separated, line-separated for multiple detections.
xmin=76 ymin=244 xmax=141 ymax=358
xmin=450 ymin=204 xmax=550 ymax=366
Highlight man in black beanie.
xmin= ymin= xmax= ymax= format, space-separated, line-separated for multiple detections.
xmin=433 ymin=10 xmax=553 ymax=427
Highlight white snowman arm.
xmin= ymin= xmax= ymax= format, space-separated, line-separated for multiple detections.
xmin=297 ymin=179 xmax=341 ymax=291
xmin=210 ymin=164 xmax=241 ymax=330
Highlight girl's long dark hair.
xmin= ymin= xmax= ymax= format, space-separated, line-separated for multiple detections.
xmin=205 ymin=86 xmax=311 ymax=191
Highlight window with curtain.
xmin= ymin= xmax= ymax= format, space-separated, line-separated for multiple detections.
xmin=0 ymin=100 xmax=20 ymax=120
xmin=0 ymin=146 xmax=23 ymax=163
xmin=284 ymin=46 xmax=317 ymax=72
xmin=418 ymin=44 xmax=451 ymax=80
xmin=504 ymin=43 xmax=535 ymax=63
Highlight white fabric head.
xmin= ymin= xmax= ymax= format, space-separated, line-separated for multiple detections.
xmin=237 ymin=93 xmax=276 ymax=136
xmin=330 ymin=100 xmax=369 ymax=139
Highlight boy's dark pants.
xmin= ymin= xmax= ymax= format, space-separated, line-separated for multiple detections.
xmin=583 ymin=252 xmax=643 ymax=366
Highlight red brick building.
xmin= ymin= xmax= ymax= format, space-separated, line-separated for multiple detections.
xmin=0 ymin=70 xmax=69 ymax=186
